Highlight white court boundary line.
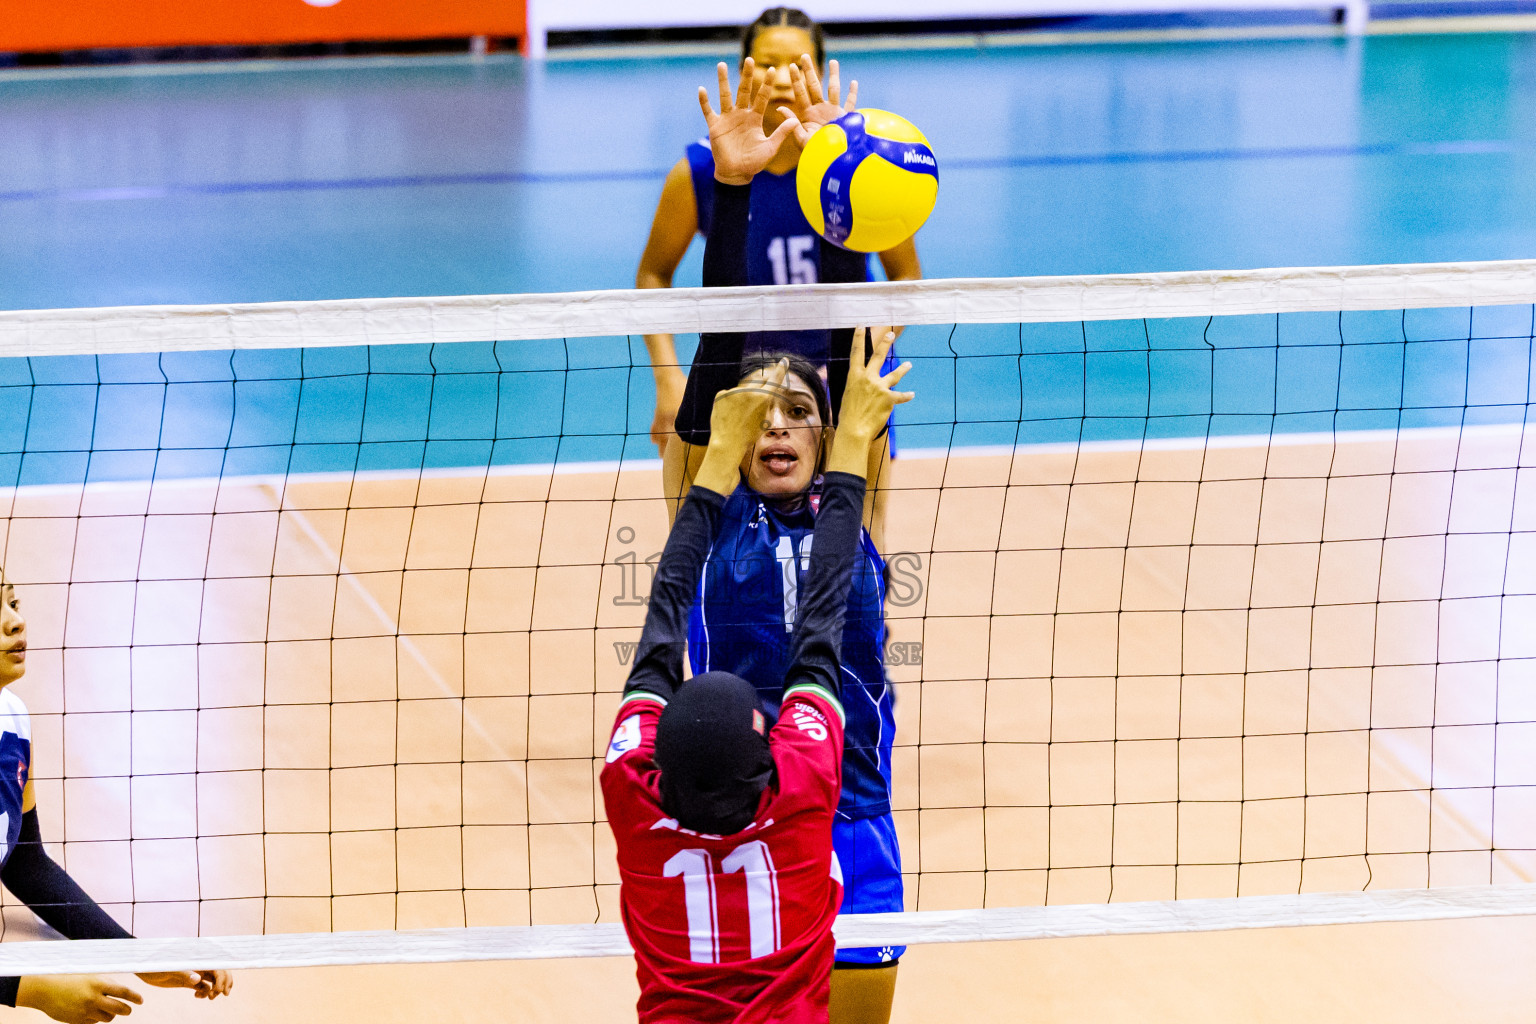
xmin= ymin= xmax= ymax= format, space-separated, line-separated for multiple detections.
xmin=0 ymin=420 xmax=1529 ymax=509
xmin=4 ymin=260 xmax=1536 ymax=357
xmin=0 ymin=884 xmax=1532 ymax=974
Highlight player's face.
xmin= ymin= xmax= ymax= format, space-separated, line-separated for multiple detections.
xmin=0 ymin=582 xmax=25 ymax=687
xmin=742 ymin=368 xmax=824 ymax=496
xmin=745 ymin=26 xmax=819 ymax=135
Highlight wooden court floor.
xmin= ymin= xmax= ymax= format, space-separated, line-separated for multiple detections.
xmin=0 ymin=426 xmax=1533 ymax=1019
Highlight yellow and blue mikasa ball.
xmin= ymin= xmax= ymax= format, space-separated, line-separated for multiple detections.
xmin=796 ymin=109 xmax=938 ymax=253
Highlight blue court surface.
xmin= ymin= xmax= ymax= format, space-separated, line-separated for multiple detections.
xmin=3 ymin=32 xmax=1535 ymax=481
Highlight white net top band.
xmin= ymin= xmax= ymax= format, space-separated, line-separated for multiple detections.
xmin=3 ymin=259 xmax=1536 ymax=358
xmin=0 ymin=885 xmax=1532 ymax=975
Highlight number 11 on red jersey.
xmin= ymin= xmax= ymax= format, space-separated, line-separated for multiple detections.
xmin=661 ymin=839 xmax=782 ymax=964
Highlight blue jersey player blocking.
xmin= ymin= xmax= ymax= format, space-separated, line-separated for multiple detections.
xmin=0 ymin=576 xmax=232 ymax=1023
xmin=663 ymin=58 xmax=912 ymax=1024
xmin=637 ymin=7 xmax=921 ymax=458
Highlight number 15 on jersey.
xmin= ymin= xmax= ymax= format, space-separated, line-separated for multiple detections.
xmin=766 ymin=236 xmax=817 ymax=286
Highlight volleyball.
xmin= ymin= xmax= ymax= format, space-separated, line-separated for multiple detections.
xmin=796 ymin=108 xmax=939 ymax=253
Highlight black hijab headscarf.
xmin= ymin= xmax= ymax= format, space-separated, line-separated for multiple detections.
xmin=654 ymin=671 xmax=775 ymax=835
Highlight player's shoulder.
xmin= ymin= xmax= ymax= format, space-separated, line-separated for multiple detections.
xmin=0 ymin=688 xmax=30 ymax=741
xmin=617 ymin=690 xmax=667 ymax=714
xmin=603 ymin=691 xmax=665 ymax=767
xmin=769 ymin=684 xmax=844 ymax=812
xmin=781 ymin=682 xmax=845 ymax=732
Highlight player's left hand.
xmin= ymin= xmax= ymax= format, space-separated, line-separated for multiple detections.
xmin=699 ymin=59 xmax=803 ymax=186
xmin=135 ymin=971 xmax=234 ymax=1000
xmin=786 ymin=56 xmax=857 ymax=145
xmin=836 ymin=328 xmax=913 ymax=442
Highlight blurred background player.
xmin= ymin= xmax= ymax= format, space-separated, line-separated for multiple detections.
xmin=636 ymin=6 xmax=923 ymax=457
xmin=602 ymin=316 xmax=910 ymax=1023
xmin=0 ymin=577 xmax=233 ymax=1023
xmin=662 ymin=60 xmax=909 ymax=1024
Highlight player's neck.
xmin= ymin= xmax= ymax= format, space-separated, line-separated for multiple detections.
xmin=760 ymin=485 xmax=813 ymax=518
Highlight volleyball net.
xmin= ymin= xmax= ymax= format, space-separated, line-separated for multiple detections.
xmin=0 ymin=259 xmax=1534 ymax=973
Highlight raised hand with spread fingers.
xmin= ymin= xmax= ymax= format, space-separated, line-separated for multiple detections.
xmin=698 ymin=58 xmax=805 ymax=186
xmin=787 ymin=55 xmax=857 ymax=139
xmin=828 ymin=329 xmax=913 ymax=478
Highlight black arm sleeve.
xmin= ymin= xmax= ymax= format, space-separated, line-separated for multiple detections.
xmin=784 ymin=471 xmax=868 ymax=698
xmin=1 ymin=809 xmax=132 ymax=942
xmin=674 ymin=180 xmax=752 ymax=446
xmin=623 ymin=486 xmax=728 ymax=703
xmin=0 ymin=808 xmax=133 ymax=1003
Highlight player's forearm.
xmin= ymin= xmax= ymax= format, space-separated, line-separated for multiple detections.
xmin=643 ymin=333 xmax=684 ymax=382
xmin=703 ymin=181 xmax=750 ymax=289
xmin=787 ymin=472 xmax=867 ymax=696
xmin=674 ymin=180 xmax=753 ymax=446
xmin=636 ymin=273 xmax=685 ymax=385
xmin=692 ymin=440 xmax=744 ymax=497
xmin=636 ymin=264 xmax=673 ymax=290
xmin=0 ymin=810 xmax=131 ymax=942
xmin=827 ymin=423 xmax=875 ymax=480
xmin=625 ymin=487 xmax=727 ymax=701
xmin=879 ymin=242 xmax=922 ymax=283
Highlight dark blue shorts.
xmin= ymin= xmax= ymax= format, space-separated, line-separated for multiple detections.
xmin=833 ymin=813 xmax=905 ymax=965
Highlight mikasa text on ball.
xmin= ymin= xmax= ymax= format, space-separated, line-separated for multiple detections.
xmin=796 ymin=108 xmax=938 ymax=253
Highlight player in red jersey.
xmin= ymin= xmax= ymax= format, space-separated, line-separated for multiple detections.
xmin=601 ymin=159 xmax=913 ymax=1023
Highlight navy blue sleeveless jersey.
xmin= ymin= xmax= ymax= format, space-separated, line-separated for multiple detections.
xmin=0 ymin=689 xmax=31 ymax=869
xmin=687 ymin=483 xmax=894 ymax=821
xmin=687 ymin=140 xmax=872 ymax=364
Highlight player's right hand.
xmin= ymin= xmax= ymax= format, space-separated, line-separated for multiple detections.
xmin=699 ymin=59 xmax=802 ymax=186
xmin=693 ymin=358 xmax=797 ymax=496
xmin=836 ymin=328 xmax=914 ymax=442
xmin=786 ymin=56 xmax=857 ymax=146
xmin=708 ymin=357 xmax=795 ymax=462
xmin=17 ymin=975 xmax=144 ymax=1024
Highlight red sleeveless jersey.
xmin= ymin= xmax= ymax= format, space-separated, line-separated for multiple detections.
xmin=600 ymin=684 xmax=846 ymax=1024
